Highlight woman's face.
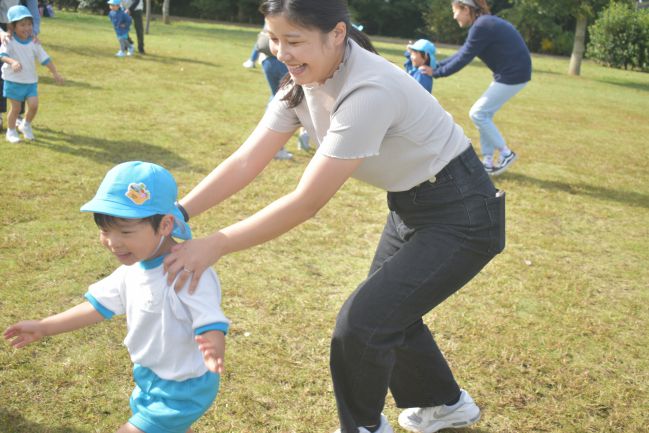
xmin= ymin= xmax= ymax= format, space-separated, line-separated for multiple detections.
xmin=265 ymin=14 xmax=346 ymax=86
xmin=452 ymin=4 xmax=474 ymax=28
xmin=410 ymin=50 xmax=427 ymax=68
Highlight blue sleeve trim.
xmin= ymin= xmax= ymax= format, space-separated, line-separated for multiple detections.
xmin=194 ymin=322 xmax=229 ymax=336
xmin=41 ymin=58 xmax=51 ymax=66
xmin=0 ymin=53 xmax=8 ymax=57
xmin=84 ymin=293 xmax=115 ymax=319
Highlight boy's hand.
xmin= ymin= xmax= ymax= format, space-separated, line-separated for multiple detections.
xmin=53 ymin=73 xmax=64 ymax=85
xmin=4 ymin=321 xmax=45 ymax=349
xmin=195 ymin=331 xmax=225 ymax=374
xmin=10 ymin=62 xmax=22 ymax=73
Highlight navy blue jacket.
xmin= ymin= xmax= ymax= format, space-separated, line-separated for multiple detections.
xmin=433 ymin=15 xmax=531 ymax=85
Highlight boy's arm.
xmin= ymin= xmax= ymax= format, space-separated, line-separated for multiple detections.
xmin=0 ymin=55 xmax=21 ymax=72
xmin=4 ymin=302 xmax=104 ymax=349
xmin=195 ymin=330 xmax=225 ymax=374
xmin=44 ymin=60 xmax=64 ymax=84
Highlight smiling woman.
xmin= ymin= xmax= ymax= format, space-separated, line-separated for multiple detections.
xmin=163 ymin=1 xmax=506 ymax=432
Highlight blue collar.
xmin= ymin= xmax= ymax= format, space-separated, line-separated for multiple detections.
xmin=13 ymin=34 xmax=33 ymax=45
xmin=139 ymin=254 xmax=166 ymax=270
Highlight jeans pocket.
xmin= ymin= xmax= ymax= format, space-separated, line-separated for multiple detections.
xmin=485 ymin=190 xmax=506 ymax=254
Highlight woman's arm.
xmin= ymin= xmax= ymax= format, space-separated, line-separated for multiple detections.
xmin=180 ymin=123 xmax=294 ymax=218
xmin=165 ymin=152 xmax=363 ymax=292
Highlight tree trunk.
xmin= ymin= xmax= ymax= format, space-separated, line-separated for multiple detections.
xmin=145 ymin=0 xmax=151 ymax=34
xmin=568 ymin=14 xmax=588 ymax=76
xmin=162 ymin=0 xmax=170 ymax=25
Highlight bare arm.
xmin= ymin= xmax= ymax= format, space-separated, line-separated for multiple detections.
xmin=166 ymin=151 xmax=364 ymax=291
xmin=45 ymin=61 xmax=64 ymax=84
xmin=180 ymin=123 xmax=294 ymax=218
xmin=195 ymin=330 xmax=225 ymax=374
xmin=4 ymin=302 xmax=104 ymax=349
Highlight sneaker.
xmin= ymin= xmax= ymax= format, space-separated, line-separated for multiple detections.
xmin=491 ymin=151 xmax=517 ymax=176
xmin=334 ymin=414 xmax=394 ymax=433
xmin=18 ymin=121 xmax=34 ymax=140
xmin=398 ymin=389 xmax=481 ymax=433
xmin=242 ymin=59 xmax=255 ymax=69
xmin=483 ymin=163 xmax=495 ymax=175
xmin=6 ymin=128 xmax=20 ymax=143
xmin=116 ymin=50 xmax=126 ymax=57
xmin=297 ymin=130 xmax=311 ymax=151
xmin=127 ymin=45 xmax=135 ymax=56
xmin=274 ymin=148 xmax=293 ymax=160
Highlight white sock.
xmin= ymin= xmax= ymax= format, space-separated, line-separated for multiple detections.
xmin=483 ymin=155 xmax=494 ymax=167
xmin=500 ymin=145 xmax=512 ymax=157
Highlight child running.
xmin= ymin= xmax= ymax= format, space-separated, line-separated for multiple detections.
xmin=4 ymin=161 xmax=230 ymax=433
xmin=404 ymin=39 xmax=437 ymax=93
xmin=108 ymin=0 xmax=134 ymax=57
xmin=0 ymin=4 xmax=63 ymax=143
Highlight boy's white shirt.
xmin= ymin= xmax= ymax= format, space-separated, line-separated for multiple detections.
xmin=87 ymin=262 xmax=230 ymax=381
xmin=0 ymin=37 xmax=49 ymax=83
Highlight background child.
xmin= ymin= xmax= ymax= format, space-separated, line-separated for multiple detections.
xmin=4 ymin=161 xmax=230 ymax=433
xmin=404 ymin=38 xmax=437 ymax=93
xmin=0 ymin=4 xmax=63 ymax=143
xmin=107 ymin=0 xmax=133 ymax=57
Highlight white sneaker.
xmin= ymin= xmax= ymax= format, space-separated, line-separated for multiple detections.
xmin=398 ymin=390 xmax=481 ymax=433
xmin=297 ymin=130 xmax=311 ymax=151
xmin=6 ymin=128 xmax=20 ymax=143
xmin=116 ymin=50 xmax=126 ymax=57
xmin=242 ymin=59 xmax=255 ymax=69
xmin=274 ymin=148 xmax=293 ymax=160
xmin=127 ymin=45 xmax=135 ymax=56
xmin=18 ymin=121 xmax=34 ymax=140
xmin=334 ymin=413 xmax=394 ymax=433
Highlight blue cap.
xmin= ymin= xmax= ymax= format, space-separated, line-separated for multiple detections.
xmin=408 ymin=39 xmax=436 ymax=60
xmin=107 ymin=0 xmax=121 ymax=5
xmin=80 ymin=161 xmax=192 ymax=240
xmin=7 ymin=5 xmax=32 ymax=22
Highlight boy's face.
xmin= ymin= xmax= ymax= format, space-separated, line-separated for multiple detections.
xmin=410 ymin=50 xmax=427 ymax=68
xmin=109 ymin=4 xmax=119 ymax=11
xmin=14 ymin=18 xmax=33 ymax=39
xmin=99 ymin=218 xmax=164 ymax=266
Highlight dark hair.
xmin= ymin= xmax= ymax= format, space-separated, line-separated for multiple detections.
xmin=259 ymin=0 xmax=377 ymax=108
xmin=453 ymin=0 xmax=491 ymax=21
xmin=93 ymin=213 xmax=164 ymax=232
xmin=411 ymin=49 xmax=432 ymax=66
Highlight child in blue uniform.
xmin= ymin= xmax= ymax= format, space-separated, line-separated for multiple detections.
xmin=404 ymin=39 xmax=436 ymax=93
xmin=4 ymin=161 xmax=230 ymax=433
xmin=107 ymin=0 xmax=134 ymax=57
xmin=0 ymin=5 xmax=63 ymax=143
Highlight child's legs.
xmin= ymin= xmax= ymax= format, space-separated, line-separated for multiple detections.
xmin=24 ymin=96 xmax=38 ymax=123
xmin=119 ymin=37 xmax=129 ymax=52
xmin=116 ymin=423 xmax=144 ymax=433
xmin=7 ymin=99 xmax=22 ymax=128
xmin=468 ymin=81 xmax=527 ymax=157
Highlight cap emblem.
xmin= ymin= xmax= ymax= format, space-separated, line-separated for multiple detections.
xmin=125 ymin=182 xmax=151 ymax=205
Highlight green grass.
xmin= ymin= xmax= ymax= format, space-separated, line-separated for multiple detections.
xmin=1 ymin=11 xmax=648 ymax=433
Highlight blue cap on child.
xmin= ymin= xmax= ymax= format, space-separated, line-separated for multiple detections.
xmin=407 ymin=39 xmax=437 ymax=60
xmin=106 ymin=0 xmax=122 ymax=5
xmin=80 ymin=161 xmax=192 ymax=240
xmin=7 ymin=5 xmax=32 ymax=22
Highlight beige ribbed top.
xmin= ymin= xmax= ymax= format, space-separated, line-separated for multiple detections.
xmin=262 ymin=39 xmax=470 ymax=192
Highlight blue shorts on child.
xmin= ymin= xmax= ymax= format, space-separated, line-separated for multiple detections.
xmin=3 ymin=80 xmax=38 ymax=101
xmin=129 ymin=364 xmax=220 ymax=433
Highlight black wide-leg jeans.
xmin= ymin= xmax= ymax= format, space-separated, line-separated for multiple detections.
xmin=330 ymin=146 xmax=506 ymax=433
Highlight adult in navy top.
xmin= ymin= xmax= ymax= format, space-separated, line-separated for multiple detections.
xmin=433 ymin=0 xmax=531 ymax=176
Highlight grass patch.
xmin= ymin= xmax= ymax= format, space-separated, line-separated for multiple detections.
xmin=1 ymin=12 xmax=648 ymax=433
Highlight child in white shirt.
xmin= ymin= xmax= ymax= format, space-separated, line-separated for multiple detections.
xmin=0 ymin=5 xmax=63 ymax=143
xmin=4 ymin=161 xmax=229 ymax=433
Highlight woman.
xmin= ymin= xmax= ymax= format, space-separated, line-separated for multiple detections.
xmin=432 ymin=0 xmax=531 ymax=176
xmin=164 ymin=1 xmax=505 ymax=432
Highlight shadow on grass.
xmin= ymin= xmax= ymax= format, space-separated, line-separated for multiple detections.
xmin=39 ymin=75 xmax=99 ymax=90
xmin=27 ymin=127 xmax=196 ymax=171
xmin=135 ymin=52 xmax=221 ymax=68
xmin=502 ymin=172 xmax=649 ymax=209
xmin=593 ymin=77 xmax=649 ymax=93
xmin=0 ymin=408 xmax=88 ymax=433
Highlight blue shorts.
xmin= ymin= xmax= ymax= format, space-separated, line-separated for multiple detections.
xmin=3 ymin=81 xmax=38 ymax=101
xmin=129 ymin=365 xmax=220 ymax=433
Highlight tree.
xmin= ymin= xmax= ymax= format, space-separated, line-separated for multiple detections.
xmin=162 ymin=0 xmax=170 ymax=24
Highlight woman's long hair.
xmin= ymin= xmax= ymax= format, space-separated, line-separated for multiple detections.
xmin=259 ymin=0 xmax=377 ymax=108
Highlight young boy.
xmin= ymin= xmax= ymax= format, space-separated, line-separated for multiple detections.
xmin=0 ymin=5 xmax=63 ymax=143
xmin=403 ymin=39 xmax=437 ymax=93
xmin=107 ymin=0 xmax=134 ymax=57
xmin=4 ymin=161 xmax=229 ymax=433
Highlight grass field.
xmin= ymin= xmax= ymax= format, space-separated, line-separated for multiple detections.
xmin=1 ymin=11 xmax=648 ymax=433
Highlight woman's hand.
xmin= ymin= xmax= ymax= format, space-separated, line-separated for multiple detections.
xmin=164 ymin=233 xmax=224 ymax=294
xmin=419 ymin=65 xmax=434 ymax=76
